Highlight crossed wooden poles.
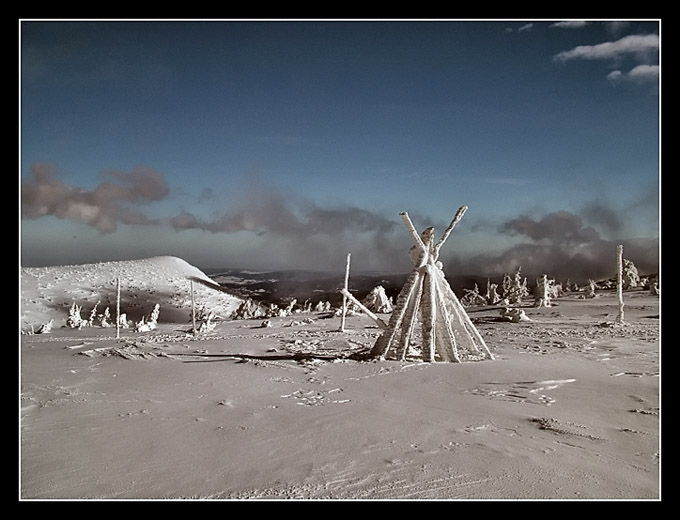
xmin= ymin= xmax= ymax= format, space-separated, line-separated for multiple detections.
xmin=365 ymin=207 xmax=493 ymax=363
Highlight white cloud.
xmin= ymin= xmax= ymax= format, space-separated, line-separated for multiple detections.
xmin=554 ymin=33 xmax=659 ymax=89
xmin=604 ymin=21 xmax=631 ymax=36
xmin=506 ymin=23 xmax=534 ymax=33
xmin=606 ymin=70 xmax=623 ymax=82
xmin=550 ymin=21 xmax=591 ymax=29
xmin=627 ymin=63 xmax=660 ymax=81
xmin=608 ymin=64 xmax=660 ymax=85
xmin=554 ymin=34 xmax=658 ymax=62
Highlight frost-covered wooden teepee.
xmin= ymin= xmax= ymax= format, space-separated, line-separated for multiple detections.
xmin=368 ymin=206 xmax=493 ymax=363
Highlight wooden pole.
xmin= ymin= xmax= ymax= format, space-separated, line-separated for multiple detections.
xmin=340 ymin=253 xmax=351 ymax=332
xmin=370 ymin=269 xmax=424 ymax=359
xmin=340 ymin=289 xmax=388 ymax=330
xmin=396 ymin=274 xmax=424 ymax=360
xmin=616 ymin=245 xmax=625 ymax=325
xmin=400 ymin=212 xmax=428 ymax=254
xmin=433 ymin=205 xmax=467 ymax=260
xmin=191 ymin=280 xmax=197 ymax=335
xmin=116 ymin=277 xmax=121 ymax=340
xmin=431 ymin=274 xmax=460 ymax=362
xmin=421 ymin=265 xmax=437 ymax=362
xmin=435 ymin=271 xmax=493 ymax=360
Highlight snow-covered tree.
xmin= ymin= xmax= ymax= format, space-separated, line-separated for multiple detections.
xmin=195 ymin=306 xmax=217 ymax=332
xmin=135 ymin=304 xmax=160 ymax=332
xmin=88 ymin=302 xmax=100 ymax=327
xmin=502 ymin=267 xmax=529 ymax=305
xmin=622 ymin=258 xmax=640 ymax=289
xmin=66 ymin=303 xmax=85 ymax=329
xmin=461 ymin=283 xmax=487 ymax=307
xmin=361 ymin=286 xmax=394 ymax=313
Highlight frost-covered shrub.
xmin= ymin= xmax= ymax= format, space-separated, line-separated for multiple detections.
xmin=66 ymin=303 xmax=85 ymax=329
xmin=135 ymin=304 xmax=160 ymax=332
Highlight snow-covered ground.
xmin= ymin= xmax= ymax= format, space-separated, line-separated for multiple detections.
xmin=19 ymin=257 xmax=660 ymax=500
xmin=20 ymin=256 xmax=243 ymax=332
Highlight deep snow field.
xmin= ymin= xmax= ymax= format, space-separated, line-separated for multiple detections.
xmin=19 ymin=256 xmax=660 ymax=500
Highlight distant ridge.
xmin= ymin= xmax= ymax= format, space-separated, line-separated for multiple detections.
xmin=20 ymin=256 xmax=243 ymax=331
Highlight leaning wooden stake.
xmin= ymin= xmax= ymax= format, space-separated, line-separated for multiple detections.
xmin=340 ymin=253 xmax=351 ymax=332
xmin=615 ymin=244 xmax=625 ymax=325
xmin=340 ymin=288 xmax=388 ymax=330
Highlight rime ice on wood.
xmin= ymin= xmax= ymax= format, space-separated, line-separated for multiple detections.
xmin=116 ymin=278 xmax=121 ymax=339
xmin=191 ymin=280 xmax=197 ymax=335
xmin=368 ymin=206 xmax=493 ymax=363
xmin=615 ymin=245 xmax=625 ymax=325
xmin=340 ymin=288 xmax=388 ymax=330
xmin=340 ymin=253 xmax=351 ymax=332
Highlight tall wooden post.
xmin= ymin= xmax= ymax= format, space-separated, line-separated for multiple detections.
xmin=191 ymin=280 xmax=197 ymax=335
xmin=340 ymin=253 xmax=351 ymax=332
xmin=116 ymin=277 xmax=121 ymax=340
xmin=616 ymin=245 xmax=625 ymax=325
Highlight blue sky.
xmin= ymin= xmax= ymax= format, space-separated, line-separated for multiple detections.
xmin=20 ymin=19 xmax=660 ymax=281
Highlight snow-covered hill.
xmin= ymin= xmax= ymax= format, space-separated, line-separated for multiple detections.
xmin=20 ymin=256 xmax=243 ymax=332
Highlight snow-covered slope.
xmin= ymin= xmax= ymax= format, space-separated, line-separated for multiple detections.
xmin=20 ymin=256 xmax=243 ymax=331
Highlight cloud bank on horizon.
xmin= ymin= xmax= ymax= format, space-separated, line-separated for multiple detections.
xmin=20 ymin=20 xmax=660 ymax=282
xmin=21 ymin=160 xmax=659 ymax=281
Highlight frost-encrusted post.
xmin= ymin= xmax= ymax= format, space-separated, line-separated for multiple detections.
xmin=368 ymin=206 xmax=493 ymax=363
xmin=615 ymin=244 xmax=625 ymax=325
xmin=191 ymin=280 xmax=197 ymax=335
xmin=340 ymin=253 xmax=351 ymax=332
xmin=340 ymin=288 xmax=388 ymax=330
xmin=116 ymin=278 xmax=121 ymax=339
